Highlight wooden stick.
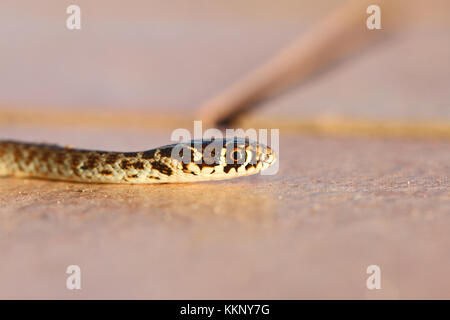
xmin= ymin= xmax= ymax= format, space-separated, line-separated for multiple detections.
xmin=196 ymin=0 xmax=401 ymax=127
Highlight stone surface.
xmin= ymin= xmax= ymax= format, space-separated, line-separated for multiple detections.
xmin=0 ymin=130 xmax=448 ymax=299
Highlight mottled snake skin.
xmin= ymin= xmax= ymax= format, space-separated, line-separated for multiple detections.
xmin=0 ymin=138 xmax=276 ymax=184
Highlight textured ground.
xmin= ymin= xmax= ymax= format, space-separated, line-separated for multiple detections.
xmin=0 ymin=130 xmax=448 ymax=299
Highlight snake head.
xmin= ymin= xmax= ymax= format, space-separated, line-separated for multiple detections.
xmin=211 ymin=138 xmax=276 ymax=173
xmin=169 ymin=138 xmax=276 ymax=177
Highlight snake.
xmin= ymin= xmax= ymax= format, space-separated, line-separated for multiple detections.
xmin=0 ymin=138 xmax=276 ymax=184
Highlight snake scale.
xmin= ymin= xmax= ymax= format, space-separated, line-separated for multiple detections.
xmin=0 ymin=138 xmax=276 ymax=184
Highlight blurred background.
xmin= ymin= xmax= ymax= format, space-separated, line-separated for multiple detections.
xmin=0 ymin=0 xmax=449 ymax=140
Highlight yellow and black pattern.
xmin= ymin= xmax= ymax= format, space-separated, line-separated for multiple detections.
xmin=0 ymin=138 xmax=276 ymax=184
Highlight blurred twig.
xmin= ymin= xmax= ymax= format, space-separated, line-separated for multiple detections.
xmin=197 ymin=0 xmax=403 ymax=127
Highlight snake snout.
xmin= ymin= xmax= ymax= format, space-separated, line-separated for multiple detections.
xmin=259 ymin=146 xmax=276 ymax=168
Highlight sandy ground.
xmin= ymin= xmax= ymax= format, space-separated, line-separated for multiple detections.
xmin=0 ymin=131 xmax=448 ymax=299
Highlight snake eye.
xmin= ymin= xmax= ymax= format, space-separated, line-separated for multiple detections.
xmin=231 ymin=150 xmax=240 ymax=161
xmin=229 ymin=148 xmax=245 ymax=164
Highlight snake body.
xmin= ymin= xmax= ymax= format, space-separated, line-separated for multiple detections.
xmin=0 ymin=138 xmax=276 ymax=184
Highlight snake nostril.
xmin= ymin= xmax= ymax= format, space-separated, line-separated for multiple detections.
xmin=260 ymin=153 xmax=267 ymax=162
